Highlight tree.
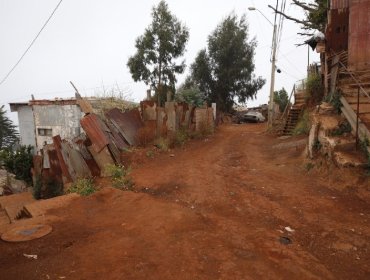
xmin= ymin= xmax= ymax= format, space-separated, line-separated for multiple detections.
xmin=127 ymin=0 xmax=189 ymax=105
xmin=175 ymin=80 xmax=205 ymax=107
xmin=190 ymin=14 xmax=265 ymax=112
xmin=0 ymin=105 xmax=18 ymax=149
xmin=269 ymin=0 xmax=328 ymax=35
xmin=274 ymin=88 xmax=290 ymax=112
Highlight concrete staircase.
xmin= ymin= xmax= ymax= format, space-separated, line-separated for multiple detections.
xmin=0 ymin=192 xmax=35 ymax=233
xmin=332 ymin=52 xmax=370 ymax=143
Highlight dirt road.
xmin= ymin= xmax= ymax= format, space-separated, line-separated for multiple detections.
xmin=1 ymin=123 xmax=369 ymax=279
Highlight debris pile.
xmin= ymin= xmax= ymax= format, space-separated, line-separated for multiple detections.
xmin=33 ymin=98 xmax=215 ymax=189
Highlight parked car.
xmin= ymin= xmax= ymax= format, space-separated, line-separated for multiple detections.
xmin=239 ymin=111 xmax=265 ymax=123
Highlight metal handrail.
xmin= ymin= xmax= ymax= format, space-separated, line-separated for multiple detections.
xmin=280 ymin=85 xmax=295 ymax=120
xmin=338 ymin=60 xmax=370 ymax=99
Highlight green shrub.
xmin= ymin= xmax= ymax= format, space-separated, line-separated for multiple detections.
xmin=330 ymin=120 xmax=352 ymax=136
xmin=0 ymin=145 xmax=33 ymax=185
xmin=305 ymin=162 xmax=315 ymax=171
xmin=174 ymin=128 xmax=189 ymax=147
xmin=359 ymin=138 xmax=370 ymax=172
xmin=67 ymin=178 xmax=96 ymax=196
xmin=106 ymin=164 xmax=133 ymax=190
xmin=306 ymin=73 xmax=324 ymax=106
xmin=155 ymin=137 xmax=170 ymax=152
xmin=33 ymin=175 xmax=42 ymax=199
xmin=146 ymin=150 xmax=154 ymax=158
xmin=292 ymin=110 xmax=310 ymax=135
xmin=44 ymin=179 xmax=63 ymax=199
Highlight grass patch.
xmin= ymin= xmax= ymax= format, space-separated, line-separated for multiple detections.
xmin=306 ymin=73 xmax=324 ymax=106
xmin=359 ymin=138 xmax=370 ymax=173
xmin=305 ymin=162 xmax=315 ymax=171
xmin=155 ymin=137 xmax=170 ymax=152
xmin=67 ymin=178 xmax=96 ymax=196
xmin=146 ymin=150 xmax=154 ymax=158
xmin=329 ymin=120 xmax=352 ymax=136
xmin=106 ymin=164 xmax=134 ymax=190
xmin=292 ymin=110 xmax=310 ymax=135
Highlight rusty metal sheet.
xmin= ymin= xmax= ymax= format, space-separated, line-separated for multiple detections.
xmin=140 ymin=101 xmax=157 ymax=121
xmin=105 ymin=108 xmax=143 ymax=146
xmin=72 ymin=134 xmax=100 ymax=176
xmin=331 ymin=0 xmax=349 ymax=9
xmin=31 ymin=155 xmax=43 ymax=186
xmin=348 ymin=0 xmax=370 ymax=70
xmin=105 ymin=119 xmax=129 ymax=151
xmin=80 ymin=113 xmax=109 ymax=153
xmin=47 ymin=149 xmax=63 ymax=183
xmin=52 ymin=135 xmax=73 ymax=183
xmin=326 ymin=8 xmax=349 ymax=52
xmin=195 ymin=108 xmax=214 ymax=132
xmin=88 ymin=146 xmax=114 ymax=177
xmin=61 ymin=141 xmax=92 ymax=179
xmin=156 ymin=107 xmax=167 ymax=137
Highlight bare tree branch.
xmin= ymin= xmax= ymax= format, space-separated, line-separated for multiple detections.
xmin=291 ymin=0 xmax=316 ymax=12
xmin=297 ymin=32 xmax=314 ymax=36
xmin=267 ymin=4 xmax=311 ymax=26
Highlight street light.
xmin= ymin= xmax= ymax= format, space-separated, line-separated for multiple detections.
xmin=248 ymin=6 xmax=277 ymax=129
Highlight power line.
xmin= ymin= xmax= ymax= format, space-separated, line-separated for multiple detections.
xmin=0 ymin=0 xmax=64 ymax=86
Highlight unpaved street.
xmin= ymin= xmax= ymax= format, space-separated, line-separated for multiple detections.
xmin=1 ymin=124 xmax=369 ymax=279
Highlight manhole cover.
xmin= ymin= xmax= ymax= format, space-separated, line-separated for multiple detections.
xmin=1 ymin=224 xmax=52 ymax=242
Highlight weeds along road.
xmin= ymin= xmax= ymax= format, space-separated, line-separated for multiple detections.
xmin=1 ymin=123 xmax=369 ymax=279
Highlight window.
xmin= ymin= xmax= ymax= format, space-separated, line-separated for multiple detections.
xmin=37 ymin=128 xmax=52 ymax=136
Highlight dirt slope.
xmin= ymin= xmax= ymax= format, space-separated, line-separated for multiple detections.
xmin=0 ymin=123 xmax=369 ymax=279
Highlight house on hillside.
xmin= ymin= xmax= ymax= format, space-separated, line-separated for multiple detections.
xmin=319 ymin=0 xmax=370 ymax=140
xmin=10 ymin=97 xmax=137 ymax=152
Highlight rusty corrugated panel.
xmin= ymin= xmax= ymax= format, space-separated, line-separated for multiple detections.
xmin=105 ymin=119 xmax=129 ymax=151
xmin=62 ymin=140 xmax=92 ymax=179
xmin=326 ymin=8 xmax=349 ymax=52
xmin=87 ymin=146 xmax=114 ymax=177
xmin=195 ymin=108 xmax=214 ymax=132
xmin=47 ymin=149 xmax=63 ymax=183
xmin=80 ymin=113 xmax=109 ymax=153
xmin=52 ymin=135 xmax=73 ymax=183
xmin=348 ymin=0 xmax=370 ymax=70
xmin=140 ymin=101 xmax=157 ymax=121
xmin=156 ymin=107 xmax=167 ymax=137
xmin=31 ymin=155 xmax=43 ymax=185
xmin=105 ymin=108 xmax=143 ymax=146
xmin=331 ymin=0 xmax=350 ymax=9
xmin=72 ymin=135 xmax=101 ymax=176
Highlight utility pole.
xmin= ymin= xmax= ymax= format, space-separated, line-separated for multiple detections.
xmin=268 ymin=23 xmax=277 ymax=129
xmin=249 ymin=5 xmax=278 ymax=128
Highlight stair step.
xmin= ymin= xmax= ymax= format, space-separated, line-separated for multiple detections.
xmin=0 ymin=213 xmax=10 ymax=226
xmin=345 ymin=97 xmax=370 ymax=104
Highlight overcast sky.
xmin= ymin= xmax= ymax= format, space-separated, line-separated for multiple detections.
xmin=0 ymin=0 xmax=318 ymax=123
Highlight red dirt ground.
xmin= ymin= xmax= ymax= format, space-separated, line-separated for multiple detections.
xmin=1 ymin=123 xmax=369 ymax=279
